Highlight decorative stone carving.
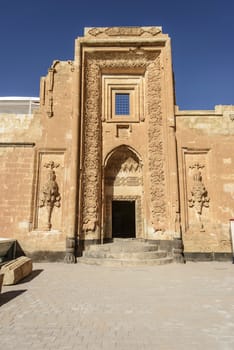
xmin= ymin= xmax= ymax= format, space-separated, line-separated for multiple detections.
xmin=87 ymin=26 xmax=162 ymax=38
xmin=81 ymin=51 xmax=159 ymax=237
xmin=147 ymin=56 xmax=166 ymax=229
xmin=188 ymin=163 xmax=209 ymax=231
xmin=106 ymin=27 xmax=145 ymax=36
xmin=107 ymin=149 xmax=140 ymax=174
xmin=105 ymin=147 xmax=142 ymax=187
xmin=39 ymin=161 xmax=61 ymax=230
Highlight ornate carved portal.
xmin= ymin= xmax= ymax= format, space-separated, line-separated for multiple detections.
xmin=80 ymin=51 xmax=166 ymax=239
xmin=104 ymin=146 xmax=143 ymax=239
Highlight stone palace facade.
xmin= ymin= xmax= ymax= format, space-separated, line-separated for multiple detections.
xmin=1 ymin=27 xmax=234 ymax=262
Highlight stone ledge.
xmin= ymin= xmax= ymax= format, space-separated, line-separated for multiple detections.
xmin=26 ymin=251 xmax=65 ymax=262
xmin=184 ymin=252 xmax=233 ymax=262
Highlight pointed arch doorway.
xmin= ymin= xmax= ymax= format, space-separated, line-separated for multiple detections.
xmin=104 ymin=146 xmax=143 ymax=239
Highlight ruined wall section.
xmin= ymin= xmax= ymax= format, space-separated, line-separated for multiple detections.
xmin=176 ymin=105 xmax=234 ymax=255
xmin=0 ymin=60 xmax=75 ymax=258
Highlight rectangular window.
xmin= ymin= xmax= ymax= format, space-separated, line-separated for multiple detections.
xmin=115 ymin=93 xmax=130 ymax=115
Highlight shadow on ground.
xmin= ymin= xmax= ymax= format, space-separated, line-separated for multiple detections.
xmin=0 ymin=290 xmax=27 ymax=307
xmin=18 ymin=269 xmax=44 ymax=284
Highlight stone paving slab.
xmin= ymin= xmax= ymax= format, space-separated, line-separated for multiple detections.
xmin=0 ymin=262 xmax=234 ymax=350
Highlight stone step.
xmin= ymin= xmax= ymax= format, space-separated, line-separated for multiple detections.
xmin=79 ymin=239 xmax=174 ymax=266
xmin=83 ymin=250 xmax=167 ymax=260
xmin=78 ymin=256 xmax=174 ymax=267
xmin=86 ymin=241 xmax=159 ymax=253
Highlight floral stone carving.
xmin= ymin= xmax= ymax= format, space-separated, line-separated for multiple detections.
xmin=188 ymin=163 xmax=209 ymax=231
xmin=39 ymin=161 xmax=61 ymax=230
xmin=82 ymin=51 xmax=165 ymax=236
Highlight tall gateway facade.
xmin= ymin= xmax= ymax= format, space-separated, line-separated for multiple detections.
xmin=1 ymin=27 xmax=234 ymax=262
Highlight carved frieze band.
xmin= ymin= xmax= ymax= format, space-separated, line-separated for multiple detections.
xmin=82 ymin=58 xmax=101 ymax=234
xmin=147 ymin=56 xmax=166 ymax=228
xmin=87 ymin=27 xmax=162 ymax=38
xmin=82 ymin=51 xmax=160 ymax=235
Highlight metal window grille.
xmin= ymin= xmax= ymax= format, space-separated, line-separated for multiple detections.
xmin=115 ymin=93 xmax=130 ymax=115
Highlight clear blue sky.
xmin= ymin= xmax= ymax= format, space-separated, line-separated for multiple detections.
xmin=0 ymin=0 xmax=233 ymax=109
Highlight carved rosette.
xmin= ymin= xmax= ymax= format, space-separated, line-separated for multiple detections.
xmin=147 ymin=56 xmax=166 ymax=229
xmin=82 ymin=51 xmax=160 ymax=236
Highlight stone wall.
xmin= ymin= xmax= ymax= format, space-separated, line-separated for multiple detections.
xmin=0 ymin=27 xmax=233 ymax=261
xmin=176 ymin=105 xmax=234 ymax=257
xmin=0 ymin=145 xmax=34 ymax=236
xmin=0 ymin=61 xmax=75 ymax=260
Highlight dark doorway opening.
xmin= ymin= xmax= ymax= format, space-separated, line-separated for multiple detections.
xmin=112 ymin=200 xmax=136 ymax=238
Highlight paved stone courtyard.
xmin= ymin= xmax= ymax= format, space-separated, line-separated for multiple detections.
xmin=1 ymin=261 xmax=234 ymax=350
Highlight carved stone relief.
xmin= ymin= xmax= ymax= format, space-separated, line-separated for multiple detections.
xmin=147 ymin=56 xmax=166 ymax=230
xmin=81 ymin=57 xmax=100 ymax=236
xmin=188 ymin=162 xmax=209 ymax=231
xmin=105 ymin=147 xmax=142 ymax=187
xmin=35 ymin=152 xmax=64 ymax=231
xmin=81 ymin=51 xmax=162 ymax=237
xmin=86 ymin=26 xmax=162 ymax=38
xmin=39 ymin=161 xmax=61 ymax=230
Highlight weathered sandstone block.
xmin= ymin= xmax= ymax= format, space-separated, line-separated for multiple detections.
xmin=2 ymin=256 xmax=33 ymax=285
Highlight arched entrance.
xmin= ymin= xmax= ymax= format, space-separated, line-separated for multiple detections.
xmin=104 ymin=146 xmax=143 ymax=239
